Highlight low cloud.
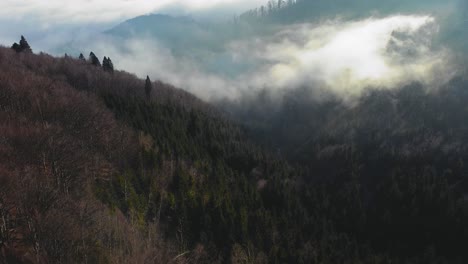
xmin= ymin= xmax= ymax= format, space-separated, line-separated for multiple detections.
xmin=235 ymin=15 xmax=454 ymax=100
xmin=84 ymin=15 xmax=454 ymax=102
xmin=79 ymin=37 xmax=238 ymax=100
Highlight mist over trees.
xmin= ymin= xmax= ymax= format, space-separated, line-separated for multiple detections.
xmin=68 ymin=0 xmax=465 ymax=106
xmin=240 ymin=0 xmax=463 ymax=22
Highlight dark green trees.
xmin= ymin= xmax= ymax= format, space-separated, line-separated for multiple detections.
xmin=145 ymin=76 xmax=152 ymax=99
xmin=79 ymin=53 xmax=86 ymax=61
xmin=103 ymin=56 xmax=114 ymax=73
xmin=11 ymin=35 xmax=32 ymax=53
xmin=19 ymin=36 xmax=32 ymax=53
xmin=89 ymin=52 xmax=101 ymax=66
xmin=82 ymin=53 xmax=113 ymax=72
xmin=11 ymin=43 xmax=20 ymax=52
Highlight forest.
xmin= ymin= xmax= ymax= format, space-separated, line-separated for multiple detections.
xmin=1 ymin=30 xmax=468 ymax=264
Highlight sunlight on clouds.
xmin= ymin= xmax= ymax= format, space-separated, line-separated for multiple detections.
xmin=251 ymin=15 xmax=451 ymax=98
xmin=72 ymin=14 xmax=453 ymax=102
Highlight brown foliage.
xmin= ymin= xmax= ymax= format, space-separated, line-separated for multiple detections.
xmin=0 ymin=46 xmax=179 ymax=263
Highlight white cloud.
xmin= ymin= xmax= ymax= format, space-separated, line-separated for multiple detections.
xmin=234 ymin=15 xmax=454 ymax=100
xmin=86 ymin=15 xmax=454 ymax=102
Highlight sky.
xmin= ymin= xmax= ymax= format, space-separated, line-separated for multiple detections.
xmin=0 ymin=0 xmax=265 ymax=48
xmin=0 ymin=0 xmax=265 ymax=23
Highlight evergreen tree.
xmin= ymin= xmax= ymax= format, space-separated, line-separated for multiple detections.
xmin=89 ymin=52 xmax=101 ymax=67
xmin=103 ymin=56 xmax=114 ymax=73
xmin=11 ymin=43 xmax=21 ymax=53
xmin=145 ymin=76 xmax=153 ymax=99
xmin=79 ymin=53 xmax=86 ymax=61
xmin=103 ymin=56 xmax=108 ymax=68
xmin=11 ymin=36 xmax=32 ymax=53
xmin=108 ymin=57 xmax=114 ymax=72
xmin=19 ymin=36 xmax=32 ymax=53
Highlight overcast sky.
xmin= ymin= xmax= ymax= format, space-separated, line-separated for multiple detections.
xmin=0 ymin=0 xmax=264 ymax=47
xmin=0 ymin=0 xmax=265 ymax=22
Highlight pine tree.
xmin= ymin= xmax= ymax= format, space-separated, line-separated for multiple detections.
xmin=108 ymin=57 xmax=114 ymax=72
xmin=89 ymin=52 xmax=101 ymax=67
xmin=102 ymin=56 xmax=108 ymax=68
xmin=103 ymin=56 xmax=114 ymax=73
xmin=11 ymin=43 xmax=21 ymax=52
xmin=19 ymin=36 xmax=32 ymax=53
xmin=145 ymin=76 xmax=153 ymax=99
xmin=79 ymin=53 xmax=86 ymax=61
xmin=11 ymin=36 xmax=32 ymax=53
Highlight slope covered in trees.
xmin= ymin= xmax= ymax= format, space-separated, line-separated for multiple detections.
xmin=2 ymin=43 xmax=468 ymax=264
xmin=241 ymin=0 xmax=463 ymax=23
xmin=0 ymin=47 xmax=309 ymax=263
xmin=222 ymin=75 xmax=468 ymax=262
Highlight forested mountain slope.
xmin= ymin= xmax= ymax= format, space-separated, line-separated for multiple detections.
xmin=2 ymin=46 xmax=468 ymax=263
xmin=0 ymin=47 xmax=300 ymax=263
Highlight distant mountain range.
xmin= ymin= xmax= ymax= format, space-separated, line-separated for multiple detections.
xmin=106 ymin=14 xmax=217 ymax=53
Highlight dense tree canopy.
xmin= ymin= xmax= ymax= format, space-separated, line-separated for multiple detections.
xmin=1 ymin=37 xmax=468 ymax=263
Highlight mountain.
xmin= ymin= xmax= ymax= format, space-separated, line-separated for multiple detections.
xmin=0 ymin=46 xmax=296 ymax=263
xmin=224 ymin=77 xmax=468 ymax=164
xmin=106 ymin=14 xmax=216 ymax=53
xmin=104 ymin=14 xmax=246 ymax=58
xmin=101 ymin=13 xmax=260 ymax=79
xmin=3 ymin=36 xmax=468 ymax=262
xmin=3 ymin=1 xmax=468 ymax=264
xmin=242 ymin=0 xmax=461 ymax=22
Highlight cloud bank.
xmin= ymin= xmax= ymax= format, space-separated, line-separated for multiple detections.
xmin=85 ymin=15 xmax=453 ymax=102
xmin=243 ymin=15 xmax=454 ymax=99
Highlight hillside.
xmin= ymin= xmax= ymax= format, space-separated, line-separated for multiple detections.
xmin=0 ymin=47 xmax=310 ymax=263
xmin=103 ymin=13 xmax=244 ymax=58
xmin=105 ymin=14 xmax=218 ymax=54
xmin=2 ymin=45 xmax=468 ymax=264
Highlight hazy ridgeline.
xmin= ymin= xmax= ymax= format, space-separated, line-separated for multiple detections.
xmin=53 ymin=0 xmax=467 ymax=104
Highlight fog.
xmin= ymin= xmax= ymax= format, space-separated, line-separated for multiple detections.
xmin=77 ymin=14 xmax=454 ymax=103
xmin=243 ymin=15 xmax=454 ymax=100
